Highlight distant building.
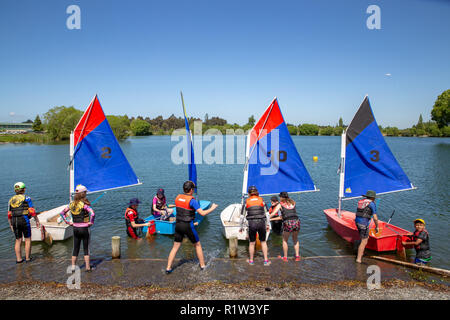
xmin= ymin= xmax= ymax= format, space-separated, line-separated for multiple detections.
xmin=0 ymin=122 xmax=33 ymax=133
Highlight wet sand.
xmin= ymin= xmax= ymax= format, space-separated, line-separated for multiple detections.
xmin=0 ymin=256 xmax=448 ymax=300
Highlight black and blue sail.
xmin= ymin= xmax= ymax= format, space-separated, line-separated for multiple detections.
xmin=343 ymin=96 xmax=414 ymax=199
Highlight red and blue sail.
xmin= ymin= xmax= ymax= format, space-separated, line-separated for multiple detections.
xmin=181 ymin=92 xmax=197 ymax=187
xmin=72 ymin=95 xmax=140 ymax=193
xmin=343 ymin=96 xmax=414 ymax=198
xmin=244 ymin=98 xmax=317 ymax=196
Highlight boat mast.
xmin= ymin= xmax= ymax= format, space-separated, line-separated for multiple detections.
xmin=69 ymin=131 xmax=75 ymax=202
xmin=337 ymin=129 xmax=346 ymax=217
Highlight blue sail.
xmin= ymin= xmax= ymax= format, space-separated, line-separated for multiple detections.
xmin=244 ymin=98 xmax=317 ymax=196
xmin=181 ymin=92 xmax=197 ymax=186
xmin=73 ymin=96 xmax=140 ymax=193
xmin=343 ymin=96 xmax=414 ymax=198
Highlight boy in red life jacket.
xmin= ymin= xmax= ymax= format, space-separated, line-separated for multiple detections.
xmin=246 ymin=186 xmax=271 ymax=266
xmin=402 ymin=219 xmax=431 ymax=265
xmin=165 ymin=181 xmax=218 ymax=274
xmin=125 ymin=198 xmax=151 ymax=239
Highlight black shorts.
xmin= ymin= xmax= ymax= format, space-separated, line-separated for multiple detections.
xmin=174 ymin=221 xmax=199 ymax=244
xmin=12 ymin=216 xmax=31 ymax=239
xmin=248 ymin=218 xmax=266 ymax=242
xmin=356 ymin=222 xmax=370 ymax=239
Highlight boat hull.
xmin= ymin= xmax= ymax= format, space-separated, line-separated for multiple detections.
xmin=143 ymin=200 xmax=211 ymax=235
xmin=220 ymin=203 xmax=271 ymax=241
xmin=30 ymin=205 xmax=73 ymax=242
xmin=323 ymin=208 xmax=413 ymax=252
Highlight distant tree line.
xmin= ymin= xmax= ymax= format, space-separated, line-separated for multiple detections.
xmin=7 ymin=89 xmax=449 ymax=142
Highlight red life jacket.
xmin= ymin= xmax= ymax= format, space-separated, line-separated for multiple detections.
xmin=245 ymin=196 xmax=266 ymax=220
xmin=175 ymin=194 xmax=195 ymax=222
xmin=124 ymin=207 xmax=138 ymax=228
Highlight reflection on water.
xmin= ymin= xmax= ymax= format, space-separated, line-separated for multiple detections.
xmin=0 ymin=136 xmax=448 ymax=273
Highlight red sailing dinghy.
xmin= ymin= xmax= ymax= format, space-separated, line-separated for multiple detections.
xmin=323 ymin=96 xmax=415 ymax=252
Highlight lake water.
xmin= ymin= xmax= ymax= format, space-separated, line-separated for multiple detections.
xmin=0 ymin=136 xmax=448 ymax=269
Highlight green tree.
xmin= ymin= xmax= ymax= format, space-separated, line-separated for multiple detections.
xmin=247 ymin=115 xmax=255 ymax=127
xmin=130 ymin=119 xmax=151 ymax=136
xmin=107 ymin=115 xmax=131 ymax=140
xmin=431 ymin=89 xmax=450 ymax=128
xmin=417 ymin=114 xmax=424 ymax=130
xmin=334 ymin=126 xmax=344 ymax=136
xmin=298 ymin=124 xmax=319 ymax=136
xmin=32 ymin=115 xmax=43 ymax=132
xmin=287 ymin=125 xmax=298 ymax=136
xmin=319 ymin=126 xmax=334 ymax=136
xmin=43 ymin=106 xmax=83 ymax=141
xmin=338 ymin=117 xmax=343 ymax=128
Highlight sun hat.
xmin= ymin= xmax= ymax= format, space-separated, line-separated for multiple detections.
xmin=362 ymin=190 xmax=376 ymax=199
xmin=75 ymin=185 xmax=88 ymax=193
xmin=414 ymin=218 xmax=425 ymax=225
xmin=14 ymin=182 xmax=26 ymax=190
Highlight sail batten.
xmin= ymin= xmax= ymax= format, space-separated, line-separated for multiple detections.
xmin=342 ymin=96 xmax=414 ymax=199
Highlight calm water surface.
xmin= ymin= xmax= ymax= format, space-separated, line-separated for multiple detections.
xmin=0 ymin=136 xmax=448 ymax=269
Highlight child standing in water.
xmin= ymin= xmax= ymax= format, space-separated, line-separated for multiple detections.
xmin=402 ymin=219 xmax=431 ymax=265
xmin=60 ymin=185 xmax=95 ymax=272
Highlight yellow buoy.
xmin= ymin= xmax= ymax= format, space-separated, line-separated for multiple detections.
xmin=313 ymin=156 xmax=318 ymax=162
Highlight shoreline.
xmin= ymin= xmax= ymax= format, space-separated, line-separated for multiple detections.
xmin=0 ymin=256 xmax=448 ymax=300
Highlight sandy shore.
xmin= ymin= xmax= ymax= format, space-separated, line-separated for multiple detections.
xmin=0 ymin=256 xmax=448 ymax=300
xmin=0 ymin=279 xmax=448 ymax=300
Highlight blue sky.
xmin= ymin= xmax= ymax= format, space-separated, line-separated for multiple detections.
xmin=0 ymin=0 xmax=449 ymax=128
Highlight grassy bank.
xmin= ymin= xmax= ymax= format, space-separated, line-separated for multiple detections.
xmin=0 ymin=133 xmax=50 ymax=144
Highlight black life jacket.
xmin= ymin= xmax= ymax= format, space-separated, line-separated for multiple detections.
xmin=151 ymin=196 xmax=166 ymax=214
xmin=356 ymin=199 xmax=374 ymax=219
xmin=245 ymin=196 xmax=266 ymax=220
xmin=69 ymin=201 xmax=90 ymax=223
xmin=413 ymin=229 xmax=430 ymax=252
xmin=175 ymin=194 xmax=196 ymax=222
xmin=280 ymin=203 xmax=298 ymax=221
xmin=9 ymin=194 xmax=30 ymax=218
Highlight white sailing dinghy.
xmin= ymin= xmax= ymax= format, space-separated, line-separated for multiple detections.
xmin=220 ymin=98 xmax=318 ymax=241
xmin=30 ymin=95 xmax=141 ymax=242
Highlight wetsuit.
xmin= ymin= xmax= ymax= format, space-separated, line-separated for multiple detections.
xmin=246 ymin=196 xmax=267 ymax=242
xmin=8 ymin=194 xmax=35 ymax=239
xmin=125 ymin=207 xmax=145 ymax=239
xmin=174 ymin=194 xmax=200 ymax=243
xmin=60 ymin=201 xmax=95 ymax=257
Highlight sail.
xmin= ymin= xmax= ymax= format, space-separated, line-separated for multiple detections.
xmin=243 ymin=98 xmax=317 ymax=196
xmin=180 ymin=92 xmax=197 ymax=186
xmin=72 ymin=95 xmax=140 ymax=194
xmin=343 ymin=96 xmax=414 ymax=199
